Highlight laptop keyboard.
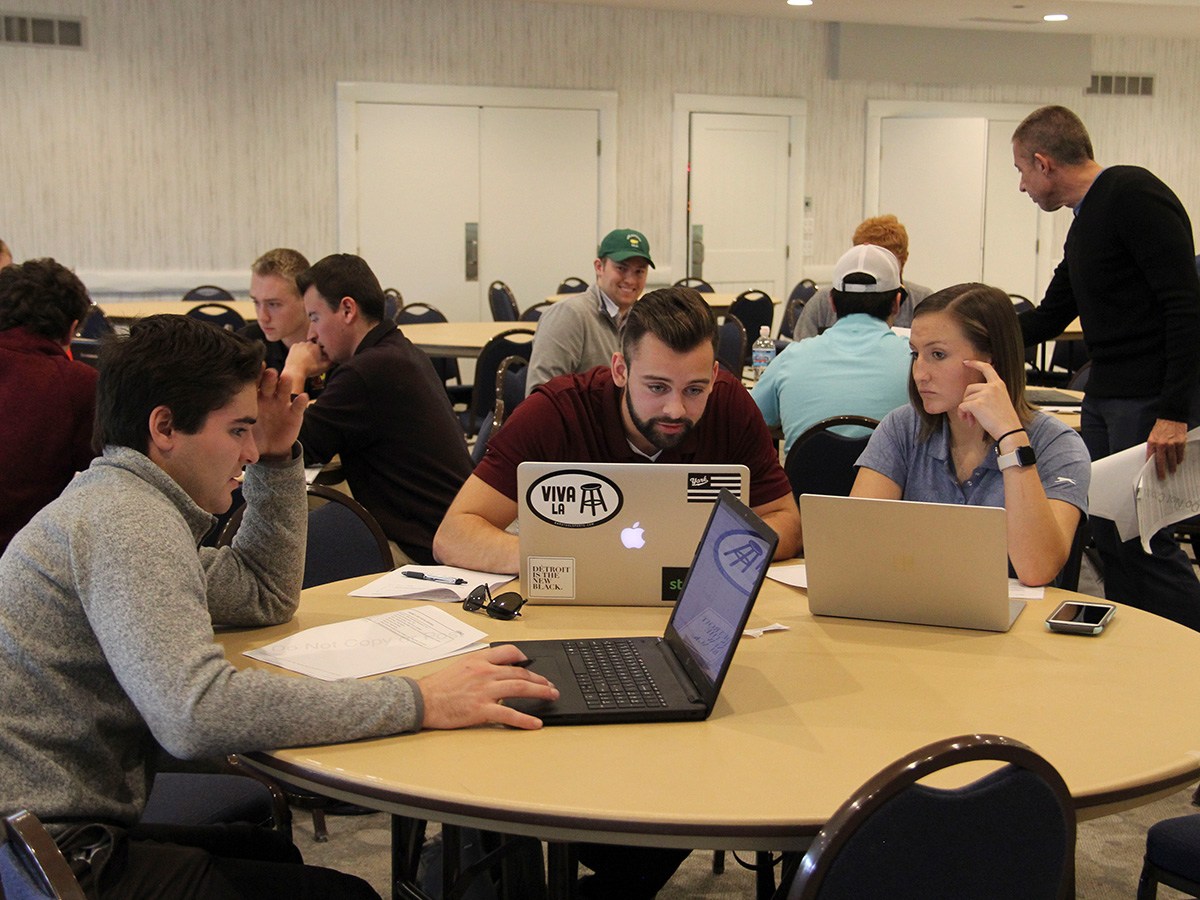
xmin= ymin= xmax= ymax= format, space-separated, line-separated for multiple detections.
xmin=563 ymin=639 xmax=668 ymax=709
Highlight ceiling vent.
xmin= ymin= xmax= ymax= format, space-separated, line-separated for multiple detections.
xmin=2 ymin=11 xmax=85 ymax=49
xmin=1086 ymin=73 xmax=1154 ymax=96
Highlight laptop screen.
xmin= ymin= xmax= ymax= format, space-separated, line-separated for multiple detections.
xmin=664 ymin=491 xmax=778 ymax=700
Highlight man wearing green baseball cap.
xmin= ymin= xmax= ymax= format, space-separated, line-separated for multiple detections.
xmin=525 ymin=227 xmax=654 ymax=395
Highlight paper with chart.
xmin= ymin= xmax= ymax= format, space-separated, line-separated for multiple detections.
xmin=244 ymin=605 xmax=488 ymax=680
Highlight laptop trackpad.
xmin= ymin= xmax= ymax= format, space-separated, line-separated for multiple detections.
xmin=506 ymin=655 xmax=572 ymax=715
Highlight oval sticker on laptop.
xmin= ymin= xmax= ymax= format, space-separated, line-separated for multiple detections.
xmin=525 ymin=470 xmax=624 ymax=528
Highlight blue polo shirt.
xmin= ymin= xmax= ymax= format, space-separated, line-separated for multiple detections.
xmin=752 ymin=314 xmax=912 ymax=453
xmin=856 ymin=404 xmax=1091 ymax=513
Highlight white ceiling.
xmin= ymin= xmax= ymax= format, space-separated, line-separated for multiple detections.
xmin=543 ymin=0 xmax=1200 ymax=39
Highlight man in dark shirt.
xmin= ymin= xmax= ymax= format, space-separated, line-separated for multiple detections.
xmin=0 ymin=258 xmax=98 ymax=553
xmin=1013 ymin=105 xmax=1200 ymax=629
xmin=285 ymin=254 xmax=473 ymax=564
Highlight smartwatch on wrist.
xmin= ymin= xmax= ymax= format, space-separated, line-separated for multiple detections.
xmin=997 ymin=444 xmax=1037 ymax=470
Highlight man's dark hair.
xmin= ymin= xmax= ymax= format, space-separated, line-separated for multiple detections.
xmin=296 ymin=254 xmax=385 ymax=322
xmin=1012 ymin=105 xmax=1094 ymax=166
xmin=95 ymin=315 xmax=264 ymax=454
xmin=0 ymin=258 xmax=91 ymax=341
xmin=621 ymin=286 xmax=718 ymax=362
xmin=831 ymin=277 xmax=899 ymax=321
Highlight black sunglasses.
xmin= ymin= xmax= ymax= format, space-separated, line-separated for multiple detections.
xmin=462 ymin=584 xmax=527 ymax=620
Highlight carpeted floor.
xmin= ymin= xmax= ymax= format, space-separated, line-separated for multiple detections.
xmin=296 ymin=782 xmax=1198 ymax=899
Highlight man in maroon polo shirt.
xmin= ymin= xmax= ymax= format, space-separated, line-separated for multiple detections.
xmin=434 ymin=285 xmax=800 ymax=574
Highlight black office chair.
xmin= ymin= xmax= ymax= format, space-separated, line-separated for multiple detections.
xmin=471 ymin=355 xmax=530 ymax=465
xmin=1 ymin=809 xmax=86 ymax=900
xmin=1139 ymin=813 xmax=1200 ymax=898
xmin=77 ymin=304 xmax=114 ymax=339
xmin=302 ymin=484 xmax=394 ymax=589
xmin=492 ymin=354 xmax=529 ymax=431
xmin=459 ymin=328 xmax=535 ymax=437
xmin=716 ymin=316 xmax=746 ymax=375
xmin=182 ymin=284 xmax=236 ymax=303
xmin=778 ymin=294 xmax=806 ymax=342
xmin=186 ymin=302 xmax=246 ymax=332
xmin=780 ymin=734 xmax=1075 ymax=900
xmin=673 ymin=277 xmax=714 ymax=293
xmin=556 ymin=276 xmax=588 ymax=294
xmin=488 ymin=281 xmax=520 ymax=321
xmin=141 ymin=769 xmax=291 ymax=836
xmin=1009 ymin=293 xmax=1043 ymax=377
xmin=727 ymin=290 xmax=774 ymax=364
xmin=1066 ymin=360 xmax=1092 ymax=392
xmin=396 ymin=302 xmax=464 ymax=402
xmin=383 ymin=287 xmax=403 ymax=323
xmin=784 ymin=416 xmax=879 ymax=502
xmin=70 ymin=337 xmax=102 ymax=369
xmin=788 ymin=278 xmax=818 ymax=305
xmin=519 ymin=300 xmax=554 ymax=322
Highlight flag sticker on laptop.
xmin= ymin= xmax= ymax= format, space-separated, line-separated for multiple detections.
xmin=686 ymin=472 xmax=742 ymax=502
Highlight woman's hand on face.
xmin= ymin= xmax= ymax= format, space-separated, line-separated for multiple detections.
xmin=957 ymin=359 xmax=1022 ymax=440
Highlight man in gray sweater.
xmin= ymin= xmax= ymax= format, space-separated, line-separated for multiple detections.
xmin=0 ymin=315 xmax=556 ymax=898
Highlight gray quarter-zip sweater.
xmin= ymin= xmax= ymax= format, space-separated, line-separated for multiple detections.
xmin=0 ymin=445 xmax=421 ymax=829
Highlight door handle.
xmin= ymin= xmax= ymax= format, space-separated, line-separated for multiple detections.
xmin=465 ymin=222 xmax=479 ymax=282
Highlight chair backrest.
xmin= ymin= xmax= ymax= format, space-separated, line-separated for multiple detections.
xmin=1056 ymin=514 xmax=1091 ymax=592
xmin=69 ymin=337 xmax=102 ymax=369
xmin=727 ymin=290 xmax=774 ymax=355
xmin=185 ymin=302 xmax=246 ymax=332
xmin=716 ymin=316 xmax=746 ymax=375
xmin=784 ymin=416 xmax=879 ymax=501
xmin=1009 ymin=294 xmax=1039 ymax=368
xmin=1066 ymin=360 xmax=1091 ymax=392
xmin=519 ymin=300 xmax=554 ymax=322
xmin=488 ymin=281 xmax=520 ymax=321
xmin=779 ymin=294 xmax=806 ymax=340
xmin=303 ymin=484 xmax=394 ymax=588
xmin=77 ymin=305 xmax=114 ymax=339
xmin=462 ymin=328 xmax=536 ymax=435
xmin=492 ymin=354 xmax=529 ymax=430
xmin=396 ymin=302 xmax=460 ymax=385
xmin=673 ymin=277 xmax=714 ymax=293
xmin=789 ymin=278 xmax=818 ymax=304
xmin=1 ymin=810 xmax=86 ymax=900
xmin=786 ymin=734 xmax=1075 ymax=900
xmin=383 ymin=287 xmax=404 ymax=323
xmin=556 ymin=276 xmax=588 ymax=294
xmin=182 ymin=284 xmax=236 ymax=303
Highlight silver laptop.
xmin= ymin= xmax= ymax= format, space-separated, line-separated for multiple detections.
xmin=517 ymin=461 xmax=750 ymax=605
xmin=801 ymin=494 xmax=1023 ymax=632
xmin=498 ymin=490 xmax=778 ymax=724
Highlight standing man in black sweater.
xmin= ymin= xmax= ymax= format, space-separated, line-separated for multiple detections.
xmin=1013 ymin=105 xmax=1200 ymax=629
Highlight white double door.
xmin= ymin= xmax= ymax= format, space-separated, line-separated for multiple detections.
xmin=353 ymin=102 xmax=601 ymax=321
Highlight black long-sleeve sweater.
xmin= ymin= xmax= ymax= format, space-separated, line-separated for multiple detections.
xmin=1020 ymin=165 xmax=1200 ymax=422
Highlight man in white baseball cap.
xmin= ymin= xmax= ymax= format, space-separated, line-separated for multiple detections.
xmin=753 ymin=243 xmax=912 ymax=452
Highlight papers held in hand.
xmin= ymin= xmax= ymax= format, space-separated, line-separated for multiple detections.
xmin=349 ymin=565 xmax=515 ymax=602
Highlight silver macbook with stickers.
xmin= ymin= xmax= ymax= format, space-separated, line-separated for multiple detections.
xmin=517 ymin=461 xmax=750 ymax=605
xmin=498 ymin=490 xmax=778 ymax=724
xmin=801 ymin=494 xmax=1023 ymax=632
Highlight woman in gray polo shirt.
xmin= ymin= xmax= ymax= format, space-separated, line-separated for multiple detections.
xmin=852 ymin=283 xmax=1090 ymax=586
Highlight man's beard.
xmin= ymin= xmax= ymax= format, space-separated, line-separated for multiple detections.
xmin=624 ymin=387 xmax=695 ymax=451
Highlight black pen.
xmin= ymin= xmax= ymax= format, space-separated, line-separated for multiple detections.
xmin=402 ymin=571 xmax=468 ymax=585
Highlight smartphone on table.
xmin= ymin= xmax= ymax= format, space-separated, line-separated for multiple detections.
xmin=1045 ymin=600 xmax=1116 ymax=635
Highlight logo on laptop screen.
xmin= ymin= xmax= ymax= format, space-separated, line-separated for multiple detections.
xmin=714 ymin=530 xmax=770 ymax=595
xmin=525 ymin=470 xmax=624 ymax=528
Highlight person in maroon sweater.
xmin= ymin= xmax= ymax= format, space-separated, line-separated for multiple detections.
xmin=0 ymin=258 xmax=98 ymax=553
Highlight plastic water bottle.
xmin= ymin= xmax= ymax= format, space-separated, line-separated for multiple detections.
xmin=751 ymin=325 xmax=776 ymax=380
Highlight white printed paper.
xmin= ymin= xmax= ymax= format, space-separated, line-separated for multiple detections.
xmin=244 ymin=605 xmax=488 ymax=680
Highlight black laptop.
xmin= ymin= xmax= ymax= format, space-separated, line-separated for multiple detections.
xmin=495 ymin=490 xmax=779 ymax=725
